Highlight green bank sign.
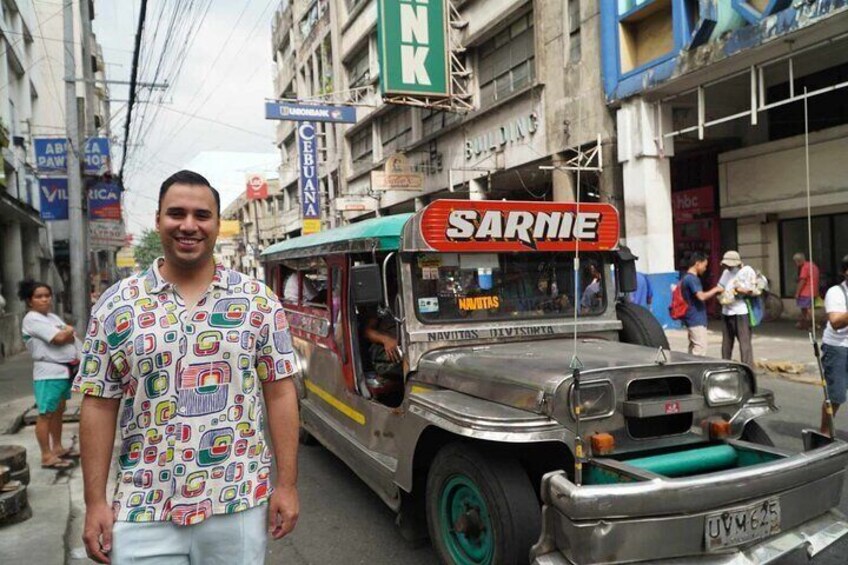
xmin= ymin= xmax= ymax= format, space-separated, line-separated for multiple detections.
xmin=378 ymin=0 xmax=450 ymax=97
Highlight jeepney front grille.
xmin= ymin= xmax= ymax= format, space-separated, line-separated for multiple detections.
xmin=626 ymin=376 xmax=693 ymax=439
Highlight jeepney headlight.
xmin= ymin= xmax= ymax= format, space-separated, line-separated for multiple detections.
xmin=704 ymin=370 xmax=744 ymax=406
xmin=568 ymin=381 xmax=615 ymax=420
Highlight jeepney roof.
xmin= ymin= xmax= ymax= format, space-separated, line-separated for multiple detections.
xmin=261 ymin=213 xmax=413 ymax=261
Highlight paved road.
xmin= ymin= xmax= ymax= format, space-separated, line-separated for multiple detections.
xmin=270 ymin=374 xmax=848 ymax=564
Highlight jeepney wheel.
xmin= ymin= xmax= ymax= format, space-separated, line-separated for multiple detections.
xmin=426 ymin=443 xmax=540 ymax=565
xmin=740 ymin=420 xmax=774 ymax=446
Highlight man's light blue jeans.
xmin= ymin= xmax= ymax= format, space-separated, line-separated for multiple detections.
xmin=111 ymin=505 xmax=267 ymax=564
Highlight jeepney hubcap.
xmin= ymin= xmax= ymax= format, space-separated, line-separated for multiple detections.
xmin=439 ymin=475 xmax=494 ymax=564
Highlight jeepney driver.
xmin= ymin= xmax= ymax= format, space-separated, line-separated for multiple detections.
xmin=74 ymin=170 xmax=300 ymax=564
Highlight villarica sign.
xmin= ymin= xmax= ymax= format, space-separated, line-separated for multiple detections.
xmin=378 ymin=0 xmax=450 ymax=97
xmin=419 ymin=200 xmax=620 ymax=253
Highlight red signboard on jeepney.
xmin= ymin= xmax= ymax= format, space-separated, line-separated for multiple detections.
xmin=420 ymin=200 xmax=619 ymax=252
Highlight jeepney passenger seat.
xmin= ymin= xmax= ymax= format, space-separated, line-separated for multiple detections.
xmin=357 ymin=310 xmax=404 ymax=407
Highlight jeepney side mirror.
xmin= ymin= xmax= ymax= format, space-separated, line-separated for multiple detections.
xmin=616 ymin=246 xmax=638 ymax=294
xmin=351 ymin=264 xmax=384 ymax=305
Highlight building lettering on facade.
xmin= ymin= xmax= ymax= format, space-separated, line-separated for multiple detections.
xmin=465 ymin=113 xmax=538 ymax=160
xmin=297 ymin=122 xmax=321 ymax=234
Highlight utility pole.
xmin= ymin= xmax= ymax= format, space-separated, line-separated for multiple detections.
xmin=64 ymin=0 xmax=87 ymax=333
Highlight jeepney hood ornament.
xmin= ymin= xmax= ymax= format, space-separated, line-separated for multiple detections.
xmin=416 ymin=338 xmax=698 ymax=414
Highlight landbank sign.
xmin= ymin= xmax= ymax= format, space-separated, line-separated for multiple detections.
xmin=378 ymin=0 xmax=449 ymax=97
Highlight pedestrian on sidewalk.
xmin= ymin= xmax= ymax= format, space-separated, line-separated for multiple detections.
xmin=74 ymin=170 xmax=301 ymax=564
xmin=821 ymin=254 xmax=848 ymax=434
xmin=681 ymin=252 xmax=722 ymax=356
xmin=793 ymin=252 xmax=820 ymax=330
xmin=717 ymin=251 xmax=757 ymax=366
xmin=18 ymin=279 xmax=80 ymax=469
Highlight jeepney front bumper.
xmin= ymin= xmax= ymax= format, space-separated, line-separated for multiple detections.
xmin=531 ymin=437 xmax=848 ymax=564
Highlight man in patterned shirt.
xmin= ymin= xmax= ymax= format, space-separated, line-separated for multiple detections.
xmin=74 ymin=170 xmax=300 ymax=564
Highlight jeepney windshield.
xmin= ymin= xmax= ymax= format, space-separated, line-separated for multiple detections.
xmin=411 ymin=252 xmax=606 ymax=323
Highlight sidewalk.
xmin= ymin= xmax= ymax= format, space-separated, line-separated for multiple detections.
xmin=665 ymin=318 xmax=824 ymax=383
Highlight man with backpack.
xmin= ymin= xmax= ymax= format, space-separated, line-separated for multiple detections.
xmin=676 ymin=252 xmax=722 ymax=356
xmin=821 ymin=254 xmax=848 ymax=433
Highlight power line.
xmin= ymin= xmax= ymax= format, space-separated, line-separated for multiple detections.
xmin=119 ymin=0 xmax=149 ymax=181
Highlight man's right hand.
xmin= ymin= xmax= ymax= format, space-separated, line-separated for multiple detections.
xmin=383 ymin=337 xmax=401 ymax=363
xmin=83 ymin=502 xmax=114 ymax=564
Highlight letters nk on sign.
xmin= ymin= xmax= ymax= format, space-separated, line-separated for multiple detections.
xmin=378 ymin=0 xmax=450 ymax=97
xmin=419 ymin=200 xmax=620 ymax=253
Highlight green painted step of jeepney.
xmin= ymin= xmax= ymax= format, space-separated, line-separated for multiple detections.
xmin=586 ymin=444 xmax=783 ymax=484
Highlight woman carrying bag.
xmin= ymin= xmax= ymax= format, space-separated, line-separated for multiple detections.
xmin=19 ymin=280 xmax=80 ymax=469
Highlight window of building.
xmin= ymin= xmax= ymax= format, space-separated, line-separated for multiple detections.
xmin=779 ymin=213 xmax=848 ymax=298
xmin=347 ymin=45 xmax=370 ymax=89
xmin=568 ymin=0 xmax=581 ymax=63
xmin=422 ymin=108 xmax=461 ymax=137
xmin=380 ymin=108 xmax=411 ymax=153
xmin=299 ymin=0 xmax=327 ymax=40
xmin=478 ymin=12 xmax=535 ymax=108
xmin=351 ymin=126 xmax=373 ymax=165
xmin=767 ymin=62 xmax=848 ymax=141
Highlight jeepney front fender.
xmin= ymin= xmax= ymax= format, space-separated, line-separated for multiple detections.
xmin=395 ymin=388 xmax=572 ymax=492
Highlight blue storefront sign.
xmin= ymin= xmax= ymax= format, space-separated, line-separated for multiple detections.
xmin=297 ymin=122 xmax=320 ymax=222
xmin=39 ymin=178 xmax=69 ymax=220
xmin=34 ymin=137 xmax=111 ymax=175
xmin=38 ymin=177 xmax=123 ymax=221
xmin=265 ymin=101 xmax=357 ymax=124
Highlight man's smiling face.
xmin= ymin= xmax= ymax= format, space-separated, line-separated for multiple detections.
xmin=156 ymin=183 xmax=220 ymax=270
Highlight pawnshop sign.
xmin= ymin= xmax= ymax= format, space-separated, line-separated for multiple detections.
xmin=378 ymin=0 xmax=450 ymax=97
xmin=419 ymin=200 xmax=620 ymax=252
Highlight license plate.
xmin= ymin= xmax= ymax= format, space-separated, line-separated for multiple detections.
xmin=705 ymin=498 xmax=781 ymax=551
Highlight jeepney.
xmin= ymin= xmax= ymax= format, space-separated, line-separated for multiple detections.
xmin=261 ymin=199 xmax=848 ymax=564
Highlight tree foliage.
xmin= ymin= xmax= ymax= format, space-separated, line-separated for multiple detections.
xmin=133 ymin=229 xmax=163 ymax=268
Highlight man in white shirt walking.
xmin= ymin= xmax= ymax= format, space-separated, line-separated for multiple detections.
xmin=821 ymin=255 xmax=848 ymax=433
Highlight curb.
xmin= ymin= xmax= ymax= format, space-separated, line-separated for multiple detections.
xmin=0 ymin=398 xmax=36 ymax=435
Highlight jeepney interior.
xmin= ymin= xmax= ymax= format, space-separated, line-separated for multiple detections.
xmin=410 ymin=251 xmax=607 ymax=322
xmin=350 ymin=252 xmax=404 ymax=407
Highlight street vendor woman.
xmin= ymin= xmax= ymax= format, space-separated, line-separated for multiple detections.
xmin=74 ymin=170 xmax=300 ymax=564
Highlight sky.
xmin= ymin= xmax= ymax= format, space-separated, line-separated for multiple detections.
xmin=92 ymin=0 xmax=282 ymax=236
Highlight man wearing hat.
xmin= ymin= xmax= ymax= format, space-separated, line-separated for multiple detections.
xmin=821 ymin=255 xmax=848 ymax=433
xmin=717 ymin=251 xmax=758 ymax=366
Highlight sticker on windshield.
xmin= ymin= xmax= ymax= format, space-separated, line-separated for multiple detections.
xmin=418 ymin=297 xmax=440 ymax=313
xmin=458 ymin=296 xmax=500 ymax=311
xmin=422 ymin=266 xmax=439 ymax=280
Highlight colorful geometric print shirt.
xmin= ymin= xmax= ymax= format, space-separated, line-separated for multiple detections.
xmin=72 ymin=259 xmax=297 ymax=526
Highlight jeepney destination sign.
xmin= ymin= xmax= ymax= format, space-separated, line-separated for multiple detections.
xmin=419 ymin=200 xmax=620 ymax=252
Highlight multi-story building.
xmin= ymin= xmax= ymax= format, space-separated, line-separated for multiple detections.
xmin=271 ymin=1 xmax=848 ymax=322
xmin=219 ymin=178 xmax=284 ymax=280
xmin=0 ymin=0 xmax=67 ymax=356
xmin=600 ymin=0 xmax=848 ymax=319
xmin=271 ymin=0 xmax=615 ymax=226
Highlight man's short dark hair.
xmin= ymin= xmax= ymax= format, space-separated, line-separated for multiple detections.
xmin=689 ymin=251 xmax=708 ymax=266
xmin=158 ymin=170 xmax=221 ymax=216
xmin=841 ymin=254 xmax=848 ymax=274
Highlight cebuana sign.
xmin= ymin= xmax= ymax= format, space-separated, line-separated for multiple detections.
xmin=378 ymin=0 xmax=450 ymax=97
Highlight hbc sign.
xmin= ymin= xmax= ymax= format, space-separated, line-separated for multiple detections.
xmin=33 ymin=137 xmax=111 ymax=175
xmin=297 ymin=122 xmax=321 ymax=234
xmin=378 ymin=0 xmax=450 ymax=97
xmin=246 ymin=173 xmax=268 ymax=201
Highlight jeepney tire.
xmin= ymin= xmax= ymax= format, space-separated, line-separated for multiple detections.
xmin=740 ymin=420 xmax=775 ymax=446
xmin=616 ymin=301 xmax=670 ymax=349
xmin=426 ymin=443 xmax=541 ymax=565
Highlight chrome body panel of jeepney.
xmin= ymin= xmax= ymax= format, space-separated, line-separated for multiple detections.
xmin=411 ymin=337 xmax=766 ymax=453
xmin=531 ymin=438 xmax=848 ymax=564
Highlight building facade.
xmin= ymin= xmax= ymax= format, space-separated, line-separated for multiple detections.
xmin=600 ymin=0 xmax=848 ymax=319
xmin=271 ymin=0 xmax=616 ymax=224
